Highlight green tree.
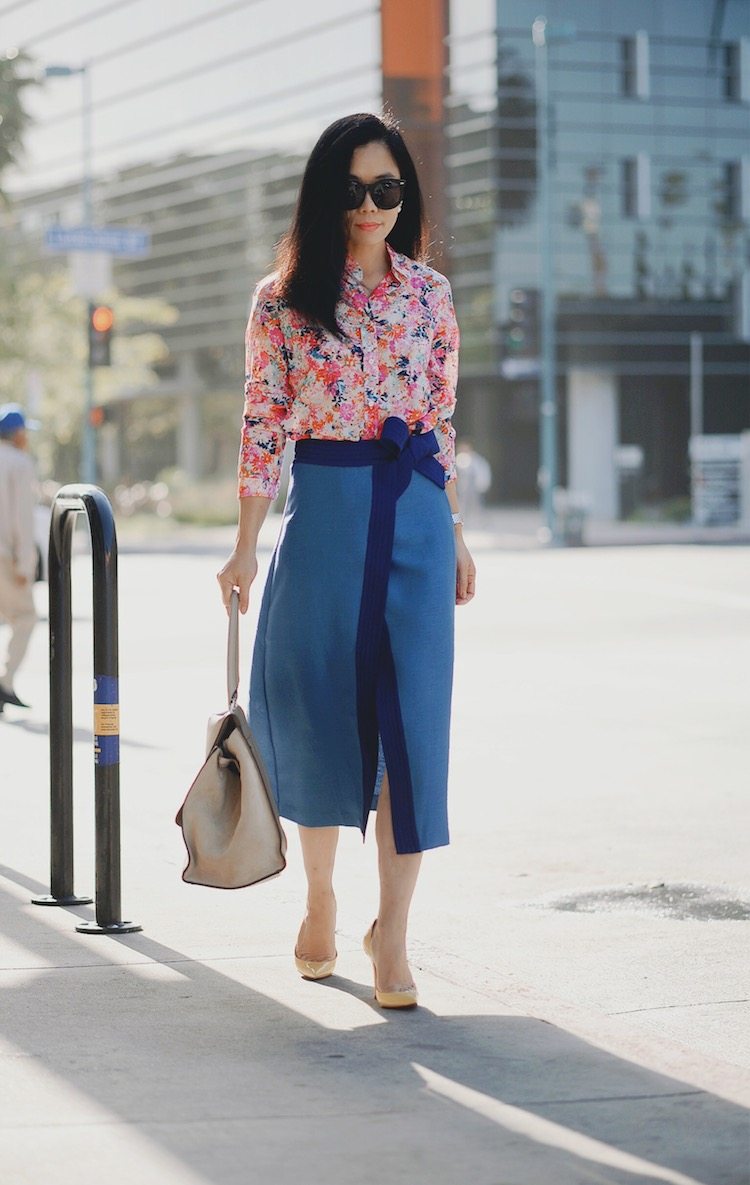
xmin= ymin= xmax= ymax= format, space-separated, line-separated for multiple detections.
xmin=0 ymin=48 xmax=38 ymax=204
xmin=0 ymin=255 xmax=178 ymax=480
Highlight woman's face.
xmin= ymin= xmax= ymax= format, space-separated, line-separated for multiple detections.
xmin=344 ymin=140 xmax=403 ymax=251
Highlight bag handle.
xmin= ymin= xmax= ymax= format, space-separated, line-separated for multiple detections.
xmin=227 ymin=588 xmax=240 ymax=707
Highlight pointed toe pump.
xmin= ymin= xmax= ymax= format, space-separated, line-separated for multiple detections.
xmin=294 ymin=911 xmax=337 ymax=980
xmin=294 ymin=950 xmax=337 ymax=981
xmin=362 ymin=920 xmax=418 ymax=1009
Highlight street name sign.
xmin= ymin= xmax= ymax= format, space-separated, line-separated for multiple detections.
xmin=44 ymin=225 xmax=151 ymax=257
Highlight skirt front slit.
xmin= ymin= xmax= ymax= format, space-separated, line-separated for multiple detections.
xmin=248 ymin=417 xmax=455 ymax=854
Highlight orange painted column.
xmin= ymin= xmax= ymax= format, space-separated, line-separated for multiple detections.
xmin=381 ymin=0 xmax=450 ymax=270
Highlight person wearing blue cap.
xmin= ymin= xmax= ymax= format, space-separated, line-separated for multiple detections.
xmin=0 ymin=404 xmax=40 ymax=711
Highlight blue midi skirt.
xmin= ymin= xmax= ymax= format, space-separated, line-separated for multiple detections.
xmin=248 ymin=416 xmax=456 ymax=854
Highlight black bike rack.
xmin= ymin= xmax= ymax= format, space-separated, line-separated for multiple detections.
xmin=32 ymin=484 xmax=141 ymax=934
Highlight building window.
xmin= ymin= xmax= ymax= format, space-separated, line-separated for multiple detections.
xmin=723 ymin=42 xmax=740 ymax=100
xmin=722 ymin=160 xmax=750 ymax=223
xmin=722 ymin=39 xmax=750 ymax=102
xmin=620 ymin=31 xmax=650 ymax=99
xmin=622 ymin=154 xmax=651 ymax=219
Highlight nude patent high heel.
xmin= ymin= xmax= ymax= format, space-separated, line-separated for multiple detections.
xmin=294 ymin=950 xmax=337 ymax=980
xmin=295 ymin=909 xmax=337 ymax=980
xmin=362 ymin=919 xmax=418 ymax=1009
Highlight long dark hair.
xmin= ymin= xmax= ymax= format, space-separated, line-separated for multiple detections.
xmin=275 ymin=112 xmax=428 ymax=339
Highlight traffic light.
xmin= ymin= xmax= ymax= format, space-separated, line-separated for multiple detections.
xmin=88 ymin=404 xmax=117 ymax=428
xmin=502 ymin=288 xmax=539 ymax=358
xmin=88 ymin=303 xmax=114 ymax=367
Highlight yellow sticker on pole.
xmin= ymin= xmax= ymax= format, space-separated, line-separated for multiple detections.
xmin=94 ymin=704 xmax=120 ymax=736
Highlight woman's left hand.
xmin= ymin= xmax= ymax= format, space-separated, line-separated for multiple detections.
xmin=455 ymin=535 xmax=476 ymax=605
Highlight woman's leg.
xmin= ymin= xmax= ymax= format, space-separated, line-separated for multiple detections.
xmin=373 ymin=771 xmax=422 ymax=990
xmin=296 ymin=825 xmax=339 ymax=960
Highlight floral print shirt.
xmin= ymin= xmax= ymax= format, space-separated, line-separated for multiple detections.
xmin=238 ymin=240 xmax=460 ymax=499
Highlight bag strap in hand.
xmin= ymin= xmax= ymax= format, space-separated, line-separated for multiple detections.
xmin=227 ymin=589 xmax=240 ymax=708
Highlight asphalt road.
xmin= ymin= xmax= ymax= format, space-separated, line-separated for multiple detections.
xmin=1 ymin=519 xmax=748 ymax=1185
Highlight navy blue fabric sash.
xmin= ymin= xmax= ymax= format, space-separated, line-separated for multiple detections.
xmin=293 ymin=416 xmax=446 ymax=853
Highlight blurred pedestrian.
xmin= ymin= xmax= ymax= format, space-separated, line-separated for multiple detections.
xmin=456 ymin=437 xmax=492 ymax=527
xmin=0 ymin=404 xmax=39 ymax=712
xmin=217 ymin=112 xmax=476 ymax=1009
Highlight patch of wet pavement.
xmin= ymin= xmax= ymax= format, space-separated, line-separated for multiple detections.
xmin=523 ymin=882 xmax=750 ymax=921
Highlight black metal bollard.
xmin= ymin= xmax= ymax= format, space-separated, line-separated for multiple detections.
xmin=32 ymin=484 xmax=141 ymax=934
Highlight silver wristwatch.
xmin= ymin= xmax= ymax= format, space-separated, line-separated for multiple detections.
xmin=451 ymin=512 xmax=464 ymax=527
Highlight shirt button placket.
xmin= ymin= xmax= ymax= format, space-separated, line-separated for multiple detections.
xmin=362 ymin=302 xmax=379 ymax=409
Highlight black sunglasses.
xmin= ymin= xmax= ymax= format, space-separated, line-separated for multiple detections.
xmin=344 ymin=177 xmax=406 ymax=211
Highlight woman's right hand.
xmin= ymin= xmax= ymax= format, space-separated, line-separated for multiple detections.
xmin=216 ymin=547 xmax=258 ymax=614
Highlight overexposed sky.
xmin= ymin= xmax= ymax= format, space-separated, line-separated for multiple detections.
xmin=4 ymin=0 xmax=494 ymax=197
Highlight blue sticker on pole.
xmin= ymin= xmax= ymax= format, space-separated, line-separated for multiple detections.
xmin=94 ymin=676 xmax=120 ymax=766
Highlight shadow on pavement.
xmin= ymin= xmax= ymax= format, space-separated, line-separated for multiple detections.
xmin=0 ymin=867 xmax=746 ymax=1185
xmin=0 ymin=717 xmax=161 ymax=750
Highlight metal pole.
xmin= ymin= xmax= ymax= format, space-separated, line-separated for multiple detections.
xmin=533 ymin=16 xmax=560 ymax=544
xmin=32 ymin=485 xmax=140 ymax=935
xmin=81 ymin=64 xmax=96 ymax=486
xmin=77 ymin=487 xmax=127 ymax=932
xmin=689 ymin=331 xmax=703 ymax=439
xmin=32 ymin=505 xmax=93 ymax=907
xmin=43 ymin=63 xmax=97 ymax=484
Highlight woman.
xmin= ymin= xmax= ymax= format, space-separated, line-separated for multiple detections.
xmin=217 ymin=112 xmax=476 ymax=1009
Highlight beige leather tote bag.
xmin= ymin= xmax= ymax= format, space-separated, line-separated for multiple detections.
xmin=175 ymin=589 xmax=287 ymax=888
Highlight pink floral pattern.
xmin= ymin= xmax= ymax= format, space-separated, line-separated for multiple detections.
xmin=238 ymin=240 xmax=460 ymax=499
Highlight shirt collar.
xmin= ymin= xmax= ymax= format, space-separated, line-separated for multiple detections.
xmin=343 ymin=241 xmax=410 ymax=290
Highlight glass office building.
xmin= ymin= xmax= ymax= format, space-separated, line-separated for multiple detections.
xmin=7 ymin=0 xmax=747 ymax=512
xmin=446 ymin=0 xmax=750 ymax=514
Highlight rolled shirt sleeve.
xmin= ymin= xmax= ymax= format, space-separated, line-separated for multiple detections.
xmin=238 ymin=279 xmax=292 ymax=500
xmin=428 ymin=277 xmax=460 ymax=483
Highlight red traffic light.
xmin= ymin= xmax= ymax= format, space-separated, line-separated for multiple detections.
xmin=88 ymin=303 xmax=114 ymax=367
xmin=91 ymin=306 xmax=114 ymax=333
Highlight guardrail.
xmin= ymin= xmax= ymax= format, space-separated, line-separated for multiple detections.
xmin=32 ymin=484 xmax=141 ymax=934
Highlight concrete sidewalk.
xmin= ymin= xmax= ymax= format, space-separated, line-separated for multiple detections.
xmin=0 ymin=537 xmax=748 ymax=1184
xmin=110 ymin=506 xmax=750 ymax=559
xmin=450 ymin=506 xmax=750 ymax=551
